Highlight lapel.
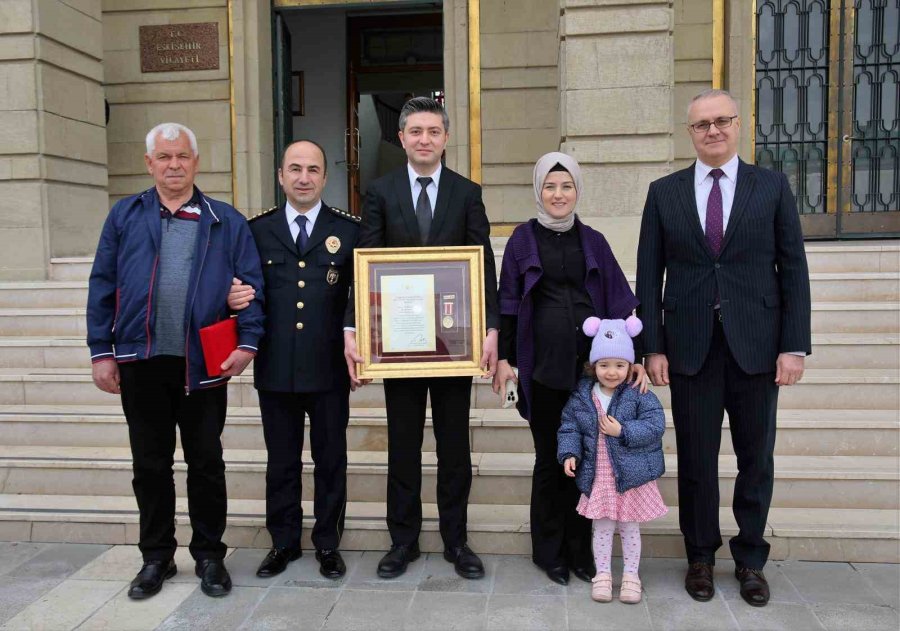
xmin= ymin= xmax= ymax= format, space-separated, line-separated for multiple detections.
xmin=428 ymin=167 xmax=455 ymax=245
xmin=677 ymin=164 xmax=713 ymax=260
xmin=304 ymin=204 xmax=335 ymax=254
xmin=393 ymin=168 xmax=421 ymax=244
xmin=720 ymin=160 xmax=756 ymax=254
xmin=267 ymin=205 xmax=299 ymax=254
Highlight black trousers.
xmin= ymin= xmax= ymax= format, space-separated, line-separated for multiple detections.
xmin=382 ymin=376 xmax=473 ymax=547
xmin=528 ymin=380 xmax=593 ymax=569
xmin=257 ymin=389 xmax=349 ymax=551
xmin=669 ymin=317 xmax=778 ymax=569
xmin=118 ymin=356 xmax=228 ymax=563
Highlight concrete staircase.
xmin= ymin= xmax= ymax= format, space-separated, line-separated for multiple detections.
xmin=0 ymin=243 xmax=897 ymax=563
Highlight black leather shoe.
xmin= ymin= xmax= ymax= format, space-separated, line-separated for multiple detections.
xmin=316 ymin=549 xmax=346 ymax=579
xmin=571 ymin=564 xmax=595 ymax=583
xmin=127 ymin=559 xmax=176 ymax=600
xmin=685 ymin=562 xmax=715 ymax=602
xmin=735 ymin=567 xmax=770 ymax=607
xmin=256 ymin=547 xmax=302 ymax=578
xmin=443 ymin=544 xmax=485 ymax=579
xmin=195 ymin=559 xmax=232 ymax=597
xmin=543 ymin=564 xmax=569 ymax=585
xmin=377 ymin=543 xmax=420 ymax=578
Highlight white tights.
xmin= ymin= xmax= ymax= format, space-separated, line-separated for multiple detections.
xmin=592 ymin=518 xmax=641 ymax=575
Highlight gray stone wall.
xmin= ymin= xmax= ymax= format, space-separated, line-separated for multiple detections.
xmin=560 ymin=0 xmax=675 ymax=271
xmin=103 ymin=0 xmax=232 ymax=207
xmin=0 ymin=0 xmax=109 ymax=279
xmin=480 ymin=0 xmax=561 ymax=224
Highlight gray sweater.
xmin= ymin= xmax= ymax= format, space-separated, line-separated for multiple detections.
xmin=153 ymin=216 xmax=198 ymax=356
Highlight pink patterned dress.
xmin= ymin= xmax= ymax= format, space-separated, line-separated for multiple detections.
xmin=575 ymin=388 xmax=668 ymax=522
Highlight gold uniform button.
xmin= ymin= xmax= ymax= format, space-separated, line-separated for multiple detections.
xmin=296 ymin=322 xmax=304 ymax=330
xmin=298 ymin=261 xmax=306 ymax=268
xmin=297 ymin=302 xmax=304 ymax=309
xmin=298 ymin=280 xmax=305 ymax=288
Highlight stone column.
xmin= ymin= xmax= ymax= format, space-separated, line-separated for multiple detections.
xmin=0 ymin=0 xmax=108 ymax=280
xmin=232 ymin=0 xmax=274 ymax=216
xmin=560 ymin=0 xmax=675 ymax=272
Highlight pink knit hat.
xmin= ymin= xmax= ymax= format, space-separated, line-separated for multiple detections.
xmin=583 ymin=316 xmax=643 ymax=364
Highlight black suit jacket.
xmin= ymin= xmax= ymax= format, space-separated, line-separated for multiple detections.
xmin=250 ymin=202 xmax=360 ymax=392
xmin=635 ymin=160 xmax=811 ymax=376
xmin=348 ymin=166 xmax=500 ymax=330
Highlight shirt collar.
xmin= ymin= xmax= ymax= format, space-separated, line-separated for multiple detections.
xmin=695 ymin=153 xmax=739 ymax=186
xmin=285 ymin=199 xmax=323 ymax=228
xmin=159 ymin=186 xmax=202 ymax=213
xmin=407 ymin=162 xmax=442 ymax=190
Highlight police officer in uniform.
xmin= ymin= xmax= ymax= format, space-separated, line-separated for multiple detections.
xmin=229 ymin=140 xmax=359 ymax=578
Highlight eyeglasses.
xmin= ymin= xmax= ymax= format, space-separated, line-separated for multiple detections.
xmin=688 ymin=116 xmax=738 ymax=133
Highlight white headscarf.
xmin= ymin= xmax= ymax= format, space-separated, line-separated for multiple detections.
xmin=533 ymin=151 xmax=583 ymax=232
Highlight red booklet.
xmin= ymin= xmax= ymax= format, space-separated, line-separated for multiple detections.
xmin=199 ymin=317 xmax=238 ymax=377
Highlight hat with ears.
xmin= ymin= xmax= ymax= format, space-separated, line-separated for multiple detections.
xmin=583 ymin=316 xmax=643 ymax=364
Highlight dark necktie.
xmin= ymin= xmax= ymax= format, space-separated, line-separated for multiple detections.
xmin=706 ymin=168 xmax=725 ymax=257
xmin=415 ymin=176 xmax=433 ymax=244
xmin=295 ymin=214 xmax=308 ymax=253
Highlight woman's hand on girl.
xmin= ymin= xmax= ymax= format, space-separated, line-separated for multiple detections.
xmin=629 ymin=363 xmax=650 ymax=394
xmin=599 ymin=413 xmax=622 ymax=437
xmin=563 ymin=457 xmax=577 ymax=477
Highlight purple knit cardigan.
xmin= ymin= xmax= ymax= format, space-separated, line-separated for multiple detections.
xmin=498 ymin=217 xmax=639 ymax=421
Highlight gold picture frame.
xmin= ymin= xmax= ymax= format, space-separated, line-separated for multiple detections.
xmin=354 ymin=245 xmax=486 ymax=379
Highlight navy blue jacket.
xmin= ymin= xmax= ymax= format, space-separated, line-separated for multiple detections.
xmin=249 ymin=203 xmax=359 ymax=393
xmin=87 ymin=186 xmax=265 ymax=391
xmin=557 ymin=377 xmax=666 ymax=494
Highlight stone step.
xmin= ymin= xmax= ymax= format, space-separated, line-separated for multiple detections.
xmin=48 ymin=242 xmax=900 ymax=282
xmin=0 ymin=446 xmax=896 ymax=510
xmin=2 ymin=301 xmax=895 ymax=338
xmin=0 ymin=494 xmax=896 ymax=563
xmin=1 ymin=271 xmax=897 ymax=309
xmin=0 ymin=368 xmax=896 ymax=410
xmin=49 ymin=257 xmax=94 ymax=281
xmin=0 ymin=405 xmax=896 ymax=457
xmin=1 ymin=333 xmax=896 ymax=370
xmin=802 ymin=242 xmax=900 ymax=273
xmin=811 ymin=302 xmax=899 ymax=332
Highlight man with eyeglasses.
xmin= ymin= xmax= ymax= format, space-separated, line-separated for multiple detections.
xmin=636 ymin=89 xmax=811 ymax=608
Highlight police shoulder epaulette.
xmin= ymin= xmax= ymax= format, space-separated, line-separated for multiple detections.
xmin=248 ymin=206 xmax=278 ymax=222
xmin=329 ymin=206 xmax=361 ymax=223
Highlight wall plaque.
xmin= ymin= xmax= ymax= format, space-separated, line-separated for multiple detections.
xmin=139 ymin=23 xmax=219 ymax=73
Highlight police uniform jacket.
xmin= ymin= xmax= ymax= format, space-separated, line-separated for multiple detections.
xmin=249 ymin=202 xmax=360 ymax=393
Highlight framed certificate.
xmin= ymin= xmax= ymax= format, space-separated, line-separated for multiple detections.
xmin=354 ymin=246 xmax=486 ymax=379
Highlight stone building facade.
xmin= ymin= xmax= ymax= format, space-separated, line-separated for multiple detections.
xmin=0 ymin=0 xmax=790 ymax=280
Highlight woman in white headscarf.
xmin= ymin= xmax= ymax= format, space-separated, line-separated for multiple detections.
xmin=494 ymin=152 xmax=647 ymax=585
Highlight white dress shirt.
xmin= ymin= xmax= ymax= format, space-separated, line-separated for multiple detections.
xmin=694 ymin=153 xmax=739 ymax=232
xmin=285 ymin=199 xmax=322 ymax=241
xmin=408 ymin=162 xmax=442 ymax=212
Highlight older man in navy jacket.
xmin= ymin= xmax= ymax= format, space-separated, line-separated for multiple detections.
xmin=87 ymin=123 xmax=265 ymax=600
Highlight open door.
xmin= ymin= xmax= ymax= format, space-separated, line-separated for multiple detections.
xmin=273 ymin=11 xmax=292 ymax=209
xmin=347 ymin=62 xmax=361 ymax=216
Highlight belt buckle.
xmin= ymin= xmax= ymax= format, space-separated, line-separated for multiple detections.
xmin=717 ymin=309 xmax=724 ymax=323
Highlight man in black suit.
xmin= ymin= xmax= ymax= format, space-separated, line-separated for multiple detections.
xmin=229 ymin=140 xmax=359 ymax=579
xmin=344 ymin=97 xmax=500 ymax=579
xmin=636 ymin=89 xmax=811 ymax=607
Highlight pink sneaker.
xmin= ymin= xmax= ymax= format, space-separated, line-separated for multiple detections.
xmin=591 ymin=572 xmax=613 ymax=602
xmin=619 ymin=573 xmax=642 ymax=604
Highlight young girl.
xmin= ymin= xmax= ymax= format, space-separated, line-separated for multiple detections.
xmin=557 ymin=316 xmax=667 ymax=604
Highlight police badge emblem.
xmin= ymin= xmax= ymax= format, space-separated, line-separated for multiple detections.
xmin=325 ymin=236 xmax=341 ymax=254
xmin=326 ymin=268 xmax=339 ymax=285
